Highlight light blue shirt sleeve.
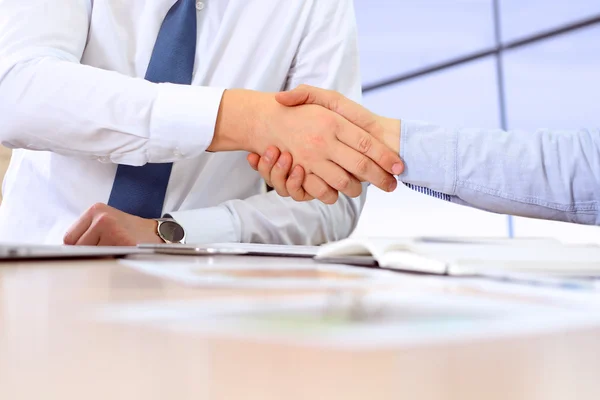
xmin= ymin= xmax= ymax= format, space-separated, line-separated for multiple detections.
xmin=399 ymin=120 xmax=600 ymax=225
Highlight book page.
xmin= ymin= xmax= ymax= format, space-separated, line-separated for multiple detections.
xmin=407 ymin=243 xmax=600 ymax=276
xmin=316 ymin=237 xmax=415 ymax=262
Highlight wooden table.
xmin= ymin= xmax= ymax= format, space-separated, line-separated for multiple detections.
xmin=1 ymin=255 xmax=600 ymax=400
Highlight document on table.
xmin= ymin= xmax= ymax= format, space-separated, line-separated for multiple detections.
xmin=317 ymin=236 xmax=600 ymax=277
xmin=139 ymin=242 xmax=319 ymax=258
xmin=93 ymin=289 xmax=600 ymax=349
xmin=119 ymin=254 xmax=398 ymax=290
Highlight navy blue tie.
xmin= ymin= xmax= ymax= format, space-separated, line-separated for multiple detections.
xmin=108 ymin=0 xmax=197 ymax=219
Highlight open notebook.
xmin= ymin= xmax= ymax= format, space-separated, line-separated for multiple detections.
xmin=315 ymin=237 xmax=600 ymax=277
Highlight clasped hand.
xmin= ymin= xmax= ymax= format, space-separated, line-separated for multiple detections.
xmin=248 ymin=85 xmax=402 ymax=204
xmin=63 ymin=86 xmax=403 ymax=246
xmin=227 ymin=89 xmax=403 ymax=203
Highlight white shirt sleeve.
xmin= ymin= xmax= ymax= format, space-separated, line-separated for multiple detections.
xmin=0 ymin=0 xmax=223 ymax=166
xmin=169 ymin=0 xmax=366 ymax=245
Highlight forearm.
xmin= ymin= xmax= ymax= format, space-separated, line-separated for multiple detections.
xmin=169 ymin=189 xmax=366 ymax=245
xmin=0 ymin=0 xmax=224 ymax=165
xmin=0 ymin=57 xmax=224 ymax=164
xmin=209 ymin=90 xmax=274 ymax=153
xmin=400 ymin=121 xmax=600 ymax=224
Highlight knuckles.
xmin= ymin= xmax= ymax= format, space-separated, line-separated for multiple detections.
xmin=88 ymin=202 xmax=109 ymax=216
xmin=95 ymin=212 xmax=116 ymax=227
xmin=315 ymin=186 xmax=337 ymax=204
xmin=354 ymin=156 xmax=370 ymax=176
xmin=357 ymin=135 xmax=373 ymax=154
xmin=336 ymin=174 xmax=351 ymax=192
xmin=322 ymin=191 xmax=339 ymax=205
xmin=316 ymin=112 xmax=340 ymax=139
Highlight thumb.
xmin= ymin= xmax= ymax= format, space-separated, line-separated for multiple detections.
xmin=275 ymin=86 xmax=312 ymax=107
xmin=247 ymin=153 xmax=260 ymax=171
xmin=276 ymin=85 xmax=381 ymax=136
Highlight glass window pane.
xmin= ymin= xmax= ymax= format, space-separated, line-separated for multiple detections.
xmin=503 ymin=25 xmax=600 ymax=243
xmin=362 ymin=58 xmax=501 ymax=127
xmin=354 ymin=58 xmax=508 ymax=238
xmin=500 ymin=0 xmax=600 ymax=43
xmin=355 ymin=0 xmax=495 ymax=87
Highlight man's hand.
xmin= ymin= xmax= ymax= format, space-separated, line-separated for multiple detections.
xmin=275 ymin=85 xmax=402 ymax=153
xmin=63 ymin=203 xmax=164 ymax=246
xmin=209 ymin=89 xmax=403 ymax=201
xmin=247 ymin=85 xmax=402 ymax=203
xmin=248 ymin=146 xmax=323 ymax=202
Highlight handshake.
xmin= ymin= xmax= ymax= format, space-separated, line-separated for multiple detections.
xmin=210 ymin=85 xmax=404 ymax=204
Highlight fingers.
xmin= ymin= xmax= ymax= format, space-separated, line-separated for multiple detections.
xmin=311 ymin=160 xmax=362 ymax=199
xmin=277 ymin=86 xmax=404 ymax=177
xmin=285 ymin=166 xmax=338 ymax=205
xmin=75 ymin=216 xmax=106 ymax=246
xmin=331 ymin=141 xmax=398 ymax=193
xmin=303 ymin=174 xmax=339 ymax=204
xmin=247 ymin=153 xmax=260 ymax=171
xmin=335 ymin=124 xmax=404 ymax=176
xmin=63 ymin=204 xmax=99 ymax=245
xmin=77 ymin=214 xmax=136 ymax=247
xmin=285 ymin=165 xmax=313 ymax=202
xmin=257 ymin=146 xmax=280 ymax=187
xmin=64 ymin=203 xmax=140 ymax=247
xmin=256 ymin=149 xmax=336 ymax=203
xmin=271 ymin=152 xmax=293 ymax=197
xmin=287 ymin=165 xmax=306 ymax=201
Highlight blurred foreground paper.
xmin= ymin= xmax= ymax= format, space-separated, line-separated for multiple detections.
xmin=93 ymin=290 xmax=600 ymax=349
xmin=119 ymin=254 xmax=399 ymax=290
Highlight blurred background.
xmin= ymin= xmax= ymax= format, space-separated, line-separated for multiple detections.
xmin=0 ymin=0 xmax=598 ymax=243
xmin=352 ymin=0 xmax=600 ymax=243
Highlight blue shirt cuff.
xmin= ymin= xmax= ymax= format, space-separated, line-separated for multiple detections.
xmin=399 ymin=120 xmax=458 ymax=196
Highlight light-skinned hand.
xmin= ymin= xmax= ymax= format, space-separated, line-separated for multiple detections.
xmin=247 ymin=85 xmax=402 ymax=203
xmin=63 ymin=203 xmax=164 ymax=246
xmin=210 ymin=89 xmax=403 ymax=202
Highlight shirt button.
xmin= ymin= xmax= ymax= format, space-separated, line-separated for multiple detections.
xmin=173 ymin=148 xmax=182 ymax=158
xmin=196 ymin=2 xmax=205 ymax=11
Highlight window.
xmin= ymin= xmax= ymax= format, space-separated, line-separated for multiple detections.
xmin=354 ymin=58 xmax=508 ymax=238
xmin=499 ymin=0 xmax=600 ymax=43
xmin=353 ymin=0 xmax=600 ymax=242
xmin=355 ymin=0 xmax=495 ymax=87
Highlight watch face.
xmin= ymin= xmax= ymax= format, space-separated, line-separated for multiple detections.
xmin=159 ymin=221 xmax=185 ymax=243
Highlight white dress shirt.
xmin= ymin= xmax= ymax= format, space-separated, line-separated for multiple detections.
xmin=0 ymin=0 xmax=364 ymax=245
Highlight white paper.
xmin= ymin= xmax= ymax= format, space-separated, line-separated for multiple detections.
xmin=93 ymin=289 xmax=600 ymax=349
xmin=119 ymin=254 xmax=400 ymax=290
xmin=204 ymin=242 xmax=320 ymax=257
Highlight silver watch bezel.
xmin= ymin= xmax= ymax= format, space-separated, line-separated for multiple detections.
xmin=155 ymin=218 xmax=186 ymax=244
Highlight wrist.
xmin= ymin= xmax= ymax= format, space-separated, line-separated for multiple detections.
xmin=151 ymin=220 xmax=165 ymax=243
xmin=380 ymin=117 xmax=401 ymax=154
xmin=209 ymin=89 xmax=271 ymax=153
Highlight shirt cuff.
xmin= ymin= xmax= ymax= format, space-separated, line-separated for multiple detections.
xmin=399 ymin=120 xmax=458 ymax=196
xmin=148 ymin=83 xmax=225 ymax=162
xmin=168 ymin=205 xmax=241 ymax=245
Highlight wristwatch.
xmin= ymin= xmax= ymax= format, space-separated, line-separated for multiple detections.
xmin=155 ymin=218 xmax=186 ymax=244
